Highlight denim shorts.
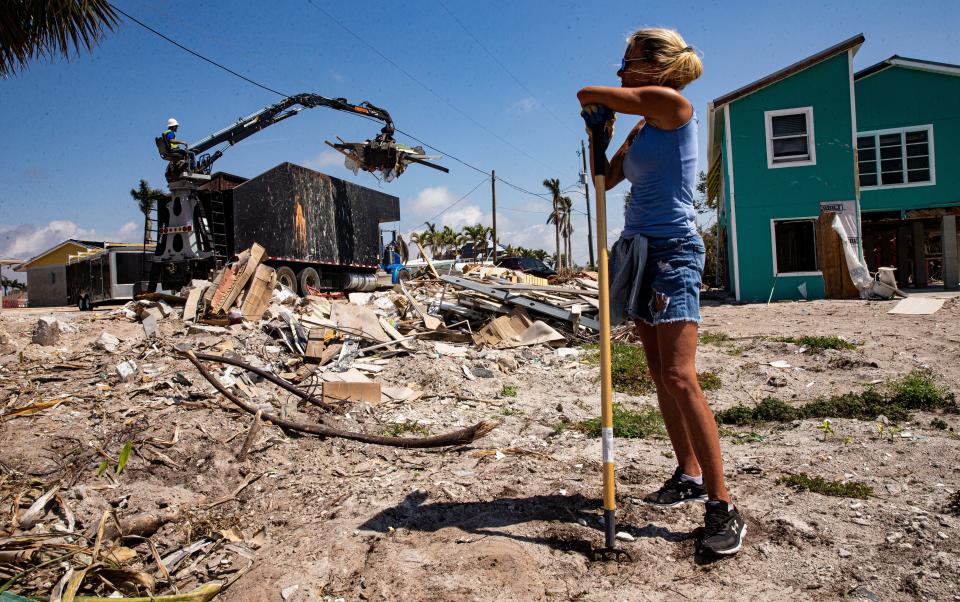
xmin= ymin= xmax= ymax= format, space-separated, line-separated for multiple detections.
xmin=634 ymin=234 xmax=705 ymax=326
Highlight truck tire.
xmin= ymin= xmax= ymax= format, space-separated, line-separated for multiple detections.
xmin=276 ymin=266 xmax=297 ymax=292
xmin=298 ymin=267 xmax=321 ymax=296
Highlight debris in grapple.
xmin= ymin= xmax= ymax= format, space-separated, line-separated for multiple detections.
xmin=327 ymin=135 xmax=448 ymax=181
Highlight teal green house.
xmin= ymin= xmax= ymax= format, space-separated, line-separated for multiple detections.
xmin=707 ymin=35 xmax=960 ymax=301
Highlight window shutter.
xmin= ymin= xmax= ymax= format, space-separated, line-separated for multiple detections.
xmin=772 ymin=113 xmax=807 ymax=137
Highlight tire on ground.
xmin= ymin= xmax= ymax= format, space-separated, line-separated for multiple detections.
xmin=297 ymin=267 xmax=321 ymax=296
xmin=275 ymin=266 xmax=297 ymax=292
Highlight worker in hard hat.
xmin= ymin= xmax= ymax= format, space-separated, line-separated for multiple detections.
xmin=162 ymin=118 xmax=189 ymax=161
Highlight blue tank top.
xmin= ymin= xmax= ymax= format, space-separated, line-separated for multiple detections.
xmin=621 ymin=113 xmax=698 ymax=239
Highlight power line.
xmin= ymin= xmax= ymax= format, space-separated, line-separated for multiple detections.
xmin=112 ymin=5 xmax=288 ymax=98
xmin=436 ymin=1 xmax=577 ymax=136
xmin=304 ymin=0 xmax=572 ymax=177
xmin=115 ymin=4 xmax=568 ymax=218
xmin=418 ymin=176 xmax=491 ymax=227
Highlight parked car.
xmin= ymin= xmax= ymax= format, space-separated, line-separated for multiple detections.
xmin=495 ymin=256 xmax=557 ymax=278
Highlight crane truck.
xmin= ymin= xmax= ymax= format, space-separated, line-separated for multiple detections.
xmin=145 ymin=92 xmax=445 ymax=295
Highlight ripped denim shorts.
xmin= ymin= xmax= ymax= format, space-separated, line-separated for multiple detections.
xmin=634 ymin=234 xmax=705 ymax=327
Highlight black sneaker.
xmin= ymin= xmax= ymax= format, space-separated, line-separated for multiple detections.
xmin=698 ymin=500 xmax=746 ymax=556
xmin=643 ymin=467 xmax=708 ymax=507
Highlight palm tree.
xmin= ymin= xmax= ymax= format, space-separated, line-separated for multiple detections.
xmin=461 ymin=224 xmax=489 ymax=259
xmin=2 ymin=0 xmax=119 ymax=77
xmin=560 ymin=195 xmax=574 ymax=270
xmin=130 ymin=179 xmax=167 ymax=244
xmin=543 ymin=178 xmax=563 ymax=268
xmin=437 ymin=225 xmax=462 ymax=259
xmin=412 ymin=222 xmax=439 ymax=258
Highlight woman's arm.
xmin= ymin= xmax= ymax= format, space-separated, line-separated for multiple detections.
xmin=577 ymin=85 xmax=692 ymax=129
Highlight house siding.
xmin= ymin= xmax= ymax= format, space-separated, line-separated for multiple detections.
xmin=855 ymin=66 xmax=960 ymax=213
xmin=727 ymin=52 xmax=857 ymax=301
xmin=26 ymin=265 xmax=68 ymax=307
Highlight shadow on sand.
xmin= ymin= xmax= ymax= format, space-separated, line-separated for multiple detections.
xmin=358 ymin=491 xmax=698 ymax=560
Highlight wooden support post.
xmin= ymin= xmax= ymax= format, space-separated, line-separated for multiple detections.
xmin=912 ymin=221 xmax=927 ymax=288
xmin=942 ymin=214 xmax=959 ymax=290
xmin=897 ymin=223 xmax=911 ymax=288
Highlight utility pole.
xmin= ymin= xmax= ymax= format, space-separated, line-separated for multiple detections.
xmin=581 ymin=140 xmax=596 ymax=268
xmin=491 ymin=170 xmax=498 ymax=264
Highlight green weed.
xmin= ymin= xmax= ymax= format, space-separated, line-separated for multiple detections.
xmin=773 ymin=335 xmax=857 ymax=351
xmin=697 ymin=370 xmax=722 ymax=391
xmin=501 ymin=385 xmax=517 ymax=398
xmin=780 ymin=473 xmax=873 ymax=499
xmin=700 ymin=331 xmax=732 ymax=345
xmin=383 ymin=420 xmax=431 ymax=437
xmin=500 ymin=406 xmax=523 ymax=416
xmin=716 ymin=370 xmax=956 ymax=425
xmin=573 ymin=403 xmax=666 ymax=439
xmin=730 ymin=431 xmax=766 ymax=445
xmin=583 ymin=343 xmax=654 ymax=395
xmin=931 ymin=418 xmax=949 ymax=430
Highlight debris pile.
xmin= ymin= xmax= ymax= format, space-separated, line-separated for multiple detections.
xmin=0 ymin=242 xmax=613 ymax=599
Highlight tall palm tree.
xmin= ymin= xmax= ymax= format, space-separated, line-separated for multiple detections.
xmin=560 ymin=195 xmax=574 ymax=270
xmin=437 ymin=225 xmax=461 ymax=259
xmin=2 ymin=0 xmax=120 ymax=77
xmin=129 ymin=179 xmax=167 ymax=244
xmin=414 ymin=222 xmax=438 ymax=257
xmin=543 ymin=178 xmax=563 ymax=268
xmin=461 ymin=224 xmax=488 ymax=259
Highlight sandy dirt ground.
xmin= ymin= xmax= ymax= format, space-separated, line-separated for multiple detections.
xmin=2 ymin=295 xmax=959 ymax=601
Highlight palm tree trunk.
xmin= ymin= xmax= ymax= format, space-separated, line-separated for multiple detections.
xmin=554 ymin=221 xmax=561 ymax=270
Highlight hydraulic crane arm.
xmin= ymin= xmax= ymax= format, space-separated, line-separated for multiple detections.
xmin=190 ymin=93 xmax=394 ymax=157
xmin=161 ymin=92 xmax=445 ymax=182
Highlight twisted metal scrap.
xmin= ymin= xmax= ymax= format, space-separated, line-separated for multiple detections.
xmin=181 ymin=349 xmax=496 ymax=449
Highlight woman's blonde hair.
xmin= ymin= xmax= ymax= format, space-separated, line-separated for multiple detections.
xmin=624 ymin=28 xmax=702 ymax=90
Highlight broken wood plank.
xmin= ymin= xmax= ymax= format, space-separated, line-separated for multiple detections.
xmin=240 ymin=264 xmax=277 ymax=321
xmin=414 ymin=240 xmax=441 ymax=279
xmin=322 ymin=381 xmax=381 ymax=404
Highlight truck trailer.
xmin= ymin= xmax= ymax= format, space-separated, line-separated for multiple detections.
xmin=67 ymin=245 xmax=153 ymax=310
xmin=147 ymin=162 xmax=400 ymax=295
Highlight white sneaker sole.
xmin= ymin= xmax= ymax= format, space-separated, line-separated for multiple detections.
xmin=645 ymin=495 xmax=709 ymax=508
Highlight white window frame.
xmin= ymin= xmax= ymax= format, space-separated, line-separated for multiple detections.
xmin=770 ymin=218 xmax=821 ymax=276
xmin=857 ymin=124 xmax=935 ymax=190
xmin=765 ymin=107 xmax=817 ymax=169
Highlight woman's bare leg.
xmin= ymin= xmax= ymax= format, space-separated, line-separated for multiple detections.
xmin=635 ymin=321 xmax=701 ymax=478
xmin=654 ymin=321 xmax=730 ymax=503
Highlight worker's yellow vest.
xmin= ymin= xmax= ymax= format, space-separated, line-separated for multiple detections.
xmin=162 ymin=129 xmax=178 ymax=150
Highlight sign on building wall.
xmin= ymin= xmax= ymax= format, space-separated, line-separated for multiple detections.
xmin=820 ymin=200 xmax=859 ymax=245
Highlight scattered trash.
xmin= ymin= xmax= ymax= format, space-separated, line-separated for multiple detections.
xmin=116 ymin=359 xmax=138 ymax=382
xmin=96 ymin=331 xmax=121 ymax=352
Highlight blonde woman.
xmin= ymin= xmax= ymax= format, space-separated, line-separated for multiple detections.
xmin=578 ymin=28 xmax=745 ymax=556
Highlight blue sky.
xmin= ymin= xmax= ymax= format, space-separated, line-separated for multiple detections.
xmin=1 ymin=0 xmax=957 ymax=266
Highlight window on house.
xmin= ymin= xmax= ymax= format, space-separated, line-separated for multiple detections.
xmin=857 ymin=126 xmax=934 ymax=188
xmin=773 ymin=219 xmax=818 ymax=274
xmin=765 ymin=107 xmax=816 ymax=168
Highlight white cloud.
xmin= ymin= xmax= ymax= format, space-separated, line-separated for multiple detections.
xmin=0 ymin=220 xmax=140 ymax=262
xmin=307 ymin=150 xmax=346 ymax=170
xmin=510 ymin=97 xmax=542 ymax=113
xmin=406 ymin=186 xmax=457 ymax=214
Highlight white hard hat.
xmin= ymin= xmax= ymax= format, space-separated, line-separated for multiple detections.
xmin=167 ymin=118 xmax=179 ymax=128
